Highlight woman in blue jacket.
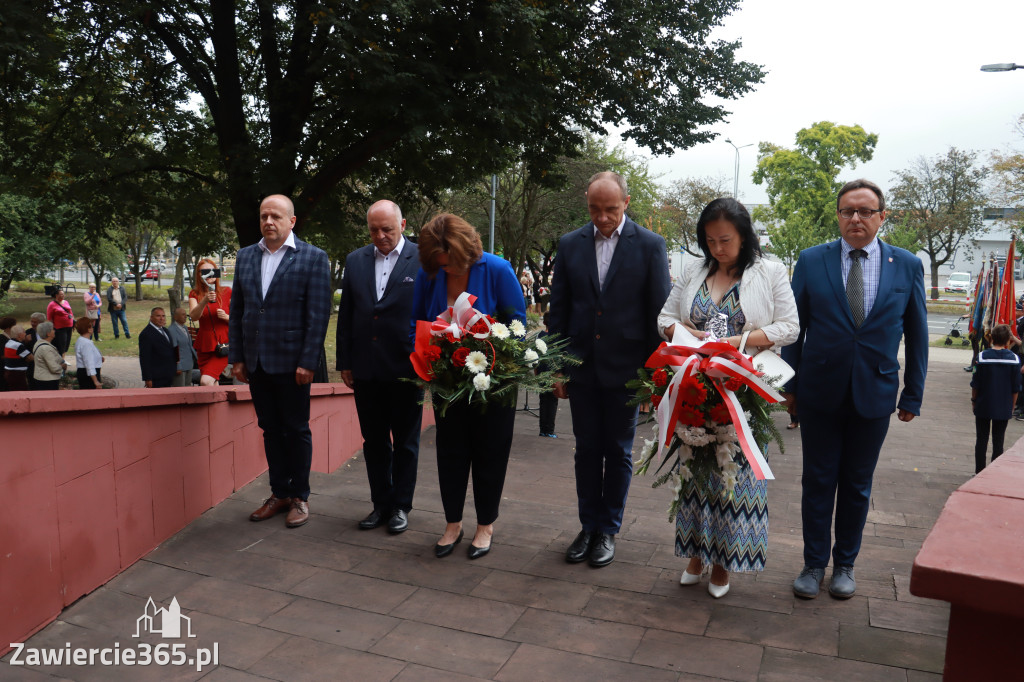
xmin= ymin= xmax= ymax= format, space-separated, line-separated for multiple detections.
xmin=411 ymin=213 xmax=525 ymax=560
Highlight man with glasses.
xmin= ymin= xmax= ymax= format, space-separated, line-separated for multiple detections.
xmin=782 ymin=179 xmax=927 ymax=600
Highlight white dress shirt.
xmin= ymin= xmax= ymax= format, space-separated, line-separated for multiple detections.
xmin=258 ymin=231 xmax=297 ymax=299
xmin=594 ymin=215 xmax=626 ymax=288
xmin=840 ymin=237 xmax=881 ymax=320
xmin=374 ymin=236 xmax=405 ymax=301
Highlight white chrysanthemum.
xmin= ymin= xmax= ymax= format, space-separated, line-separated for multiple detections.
xmin=678 ymin=464 xmax=693 ymax=481
xmin=472 ymin=373 xmax=491 ymax=391
xmin=490 ymin=322 xmax=510 ymax=339
xmin=509 ymin=319 xmax=526 ymax=337
xmin=716 ymin=424 xmax=737 ymax=443
xmin=523 ymin=348 xmax=539 ymax=367
xmin=465 ymin=351 xmax=488 ymax=374
xmin=669 ymin=473 xmax=684 ymax=496
xmin=534 ymin=338 xmax=548 ymax=354
xmin=722 ymin=461 xmax=740 ymax=476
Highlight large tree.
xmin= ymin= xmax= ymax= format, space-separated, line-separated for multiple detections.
xmin=752 ymin=121 xmax=878 ymax=269
xmin=991 ymin=113 xmax=1024 ymax=231
xmin=40 ymin=0 xmax=764 ymax=247
xmin=889 ymin=147 xmax=988 ymax=299
xmin=656 ymin=175 xmax=731 ymax=254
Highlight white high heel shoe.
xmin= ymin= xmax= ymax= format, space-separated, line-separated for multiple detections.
xmin=708 ymin=580 xmax=730 ymax=598
xmin=679 ymin=568 xmax=701 ymax=585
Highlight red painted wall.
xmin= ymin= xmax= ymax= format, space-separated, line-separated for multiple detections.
xmin=0 ymin=385 xmax=434 ymax=653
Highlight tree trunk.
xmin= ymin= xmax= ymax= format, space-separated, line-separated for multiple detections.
xmin=930 ymin=262 xmax=940 ymax=300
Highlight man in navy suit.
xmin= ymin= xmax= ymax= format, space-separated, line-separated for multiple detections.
xmin=337 ymin=200 xmax=422 ymax=534
xmin=138 ymin=307 xmax=178 ymax=388
xmin=548 ymin=171 xmax=671 ymax=567
xmin=783 ymin=179 xmax=928 ymax=599
xmin=230 ymin=194 xmax=332 ymax=529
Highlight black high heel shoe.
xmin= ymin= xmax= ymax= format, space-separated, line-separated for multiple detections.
xmin=434 ymin=530 xmax=464 ymax=558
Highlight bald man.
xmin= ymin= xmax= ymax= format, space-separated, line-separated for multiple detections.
xmin=337 ymin=200 xmax=422 ymax=534
xmin=229 ymin=194 xmax=332 ymax=529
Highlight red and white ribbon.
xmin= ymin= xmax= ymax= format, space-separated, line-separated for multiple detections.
xmin=428 ymin=292 xmax=492 ymax=339
xmin=646 ymin=336 xmax=781 ymax=480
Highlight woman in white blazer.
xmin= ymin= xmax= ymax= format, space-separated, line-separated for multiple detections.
xmin=656 ymin=197 xmax=799 ymax=598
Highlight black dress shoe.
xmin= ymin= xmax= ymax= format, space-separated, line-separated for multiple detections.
xmin=467 ymin=543 xmax=491 ymax=560
xmin=358 ymin=509 xmax=385 ymax=530
xmin=565 ymin=530 xmax=594 ymax=563
xmin=434 ymin=530 xmax=464 ymax=558
xmin=388 ymin=509 xmax=409 ymax=534
xmin=588 ymin=533 xmax=615 ymax=567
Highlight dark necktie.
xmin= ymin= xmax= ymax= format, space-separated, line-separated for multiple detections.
xmin=847 ymin=249 xmax=866 ymax=327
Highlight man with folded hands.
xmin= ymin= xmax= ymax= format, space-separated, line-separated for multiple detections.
xmin=337 ymin=200 xmax=422 ymax=534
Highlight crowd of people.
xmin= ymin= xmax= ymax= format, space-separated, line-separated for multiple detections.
xmin=3 ymin=174 xmax=939 ymax=604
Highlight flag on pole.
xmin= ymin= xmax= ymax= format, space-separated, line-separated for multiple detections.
xmin=995 ymin=238 xmax=1017 ymax=327
xmin=982 ymin=256 xmax=998 ymax=336
xmin=968 ymin=263 xmax=985 ymax=334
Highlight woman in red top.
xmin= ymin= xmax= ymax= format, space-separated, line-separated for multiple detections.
xmin=46 ymin=287 xmax=75 ymax=355
xmin=188 ymin=258 xmax=232 ymax=386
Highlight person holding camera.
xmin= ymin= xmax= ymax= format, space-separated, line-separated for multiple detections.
xmin=189 ymin=257 xmax=232 ymax=385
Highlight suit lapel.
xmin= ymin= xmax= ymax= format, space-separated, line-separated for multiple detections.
xmin=380 ymin=243 xmax=416 ymax=302
xmin=580 ymin=226 xmax=601 ymax=296
xmin=362 ymin=247 xmax=378 ymax=302
xmin=601 ymin=220 xmax=635 ymax=295
xmin=824 ymin=240 xmax=855 ymax=327
xmin=252 ymin=247 xmax=265 ymax=304
xmin=263 ymin=239 xmax=300 ymax=301
xmin=868 ymin=241 xmax=896 ymax=326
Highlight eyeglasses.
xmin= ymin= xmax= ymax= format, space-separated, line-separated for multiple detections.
xmin=838 ymin=208 xmax=884 ymax=220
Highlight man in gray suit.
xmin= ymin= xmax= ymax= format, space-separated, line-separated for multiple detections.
xmin=337 ymin=200 xmax=422 ymax=534
xmin=168 ymin=307 xmax=197 ymax=387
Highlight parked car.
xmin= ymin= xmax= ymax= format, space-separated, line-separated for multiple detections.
xmin=944 ymin=272 xmax=971 ymax=294
xmin=123 ymin=268 xmax=160 ymax=282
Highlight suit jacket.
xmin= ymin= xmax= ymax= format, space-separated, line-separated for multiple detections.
xmin=138 ymin=323 xmax=178 ymax=383
xmin=337 ymin=240 xmax=420 ymax=381
xmin=547 ymin=217 xmax=671 ymax=388
xmin=228 ymin=235 xmax=332 ymax=375
xmin=781 ymin=238 xmax=928 ymax=419
xmin=168 ymin=321 xmax=197 ymax=372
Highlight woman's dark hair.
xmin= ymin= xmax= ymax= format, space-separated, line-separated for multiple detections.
xmin=75 ymin=317 xmax=93 ymax=335
xmin=992 ymin=323 xmax=1012 ymax=346
xmin=418 ymin=213 xmax=484 ymax=277
xmin=696 ymin=197 xmax=762 ymax=277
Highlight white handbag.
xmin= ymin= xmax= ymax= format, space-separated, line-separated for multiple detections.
xmin=739 ymin=331 xmax=795 ymax=386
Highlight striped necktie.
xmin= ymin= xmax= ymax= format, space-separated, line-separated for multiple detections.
xmin=847 ymin=249 xmax=866 ymax=327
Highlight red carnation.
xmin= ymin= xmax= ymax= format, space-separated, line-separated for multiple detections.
xmin=424 ymin=345 xmax=442 ymax=363
xmin=676 ymin=404 xmax=705 ymax=428
xmin=724 ymin=377 xmax=743 ymax=392
xmin=651 ymin=394 xmax=662 ymax=408
xmin=678 ymin=375 xmax=707 ymax=406
xmin=452 ymin=347 xmax=471 ymax=367
xmin=709 ymin=401 xmax=732 ymax=424
xmin=652 ymin=368 xmax=668 ymax=387
xmin=470 ymin=319 xmax=490 ymax=335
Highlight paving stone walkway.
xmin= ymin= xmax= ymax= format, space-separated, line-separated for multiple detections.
xmin=6 ymin=349 xmax=1011 ymax=681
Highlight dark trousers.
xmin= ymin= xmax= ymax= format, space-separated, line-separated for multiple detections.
xmin=568 ymin=383 xmax=638 ymax=535
xmin=33 ymin=378 xmax=60 ymax=391
xmin=91 ymin=316 xmax=101 ymax=338
xmin=974 ymin=416 xmax=1008 ymax=474
xmin=250 ymin=366 xmax=313 ymax=501
xmin=53 ymin=328 xmax=72 ymax=355
xmin=799 ymin=391 xmax=891 ymax=568
xmin=109 ymin=309 xmax=129 ymax=337
xmin=353 ymin=379 xmax=423 ymax=513
xmin=76 ymin=368 xmax=101 ymax=389
xmin=538 ymin=391 xmax=558 ymax=434
xmin=434 ymin=399 xmax=516 ymax=525
xmin=4 ymin=370 xmax=29 ymax=391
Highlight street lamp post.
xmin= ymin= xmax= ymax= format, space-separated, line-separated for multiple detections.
xmin=980 ymin=63 xmax=1023 ymax=72
xmin=724 ymin=138 xmax=753 ymax=200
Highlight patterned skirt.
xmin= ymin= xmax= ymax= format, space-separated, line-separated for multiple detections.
xmin=674 ymin=461 xmax=768 ymax=573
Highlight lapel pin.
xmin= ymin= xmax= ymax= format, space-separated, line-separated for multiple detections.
xmin=888 ymin=257 xmax=893 ymax=262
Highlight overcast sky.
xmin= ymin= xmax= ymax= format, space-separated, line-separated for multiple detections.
xmin=617 ymin=0 xmax=1024 ymax=206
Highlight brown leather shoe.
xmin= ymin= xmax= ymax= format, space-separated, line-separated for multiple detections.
xmin=286 ymin=498 xmax=309 ymax=528
xmin=249 ymin=496 xmax=291 ymax=522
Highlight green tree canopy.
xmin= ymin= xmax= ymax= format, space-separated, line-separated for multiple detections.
xmin=34 ymin=0 xmax=764 ymax=247
xmin=752 ymin=121 xmax=878 ymax=269
xmin=889 ymin=147 xmax=988 ymax=299
xmin=656 ymin=175 xmax=731 ymax=255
